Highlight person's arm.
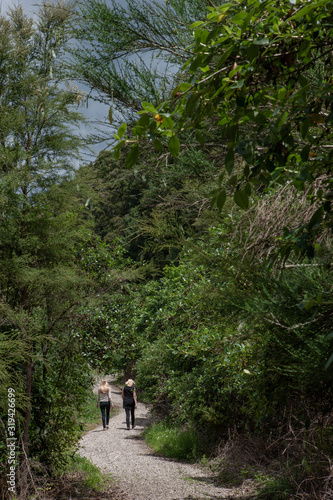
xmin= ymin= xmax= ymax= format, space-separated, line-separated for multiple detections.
xmin=96 ymin=389 xmax=100 ymax=408
xmin=109 ymin=389 xmax=114 ymax=408
xmin=122 ymin=387 xmax=124 ymax=400
xmin=133 ymin=389 xmax=137 ymax=409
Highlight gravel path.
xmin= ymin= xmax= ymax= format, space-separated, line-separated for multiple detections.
xmin=79 ymin=380 xmax=245 ymax=500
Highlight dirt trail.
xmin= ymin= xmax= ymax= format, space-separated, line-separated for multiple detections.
xmin=79 ymin=380 xmax=247 ymax=500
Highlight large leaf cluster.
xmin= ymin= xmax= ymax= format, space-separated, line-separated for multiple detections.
xmin=116 ymin=0 xmax=333 ymax=259
xmin=71 ymin=0 xmax=208 ymax=117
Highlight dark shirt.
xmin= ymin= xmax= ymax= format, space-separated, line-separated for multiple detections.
xmin=123 ymin=385 xmax=135 ymax=408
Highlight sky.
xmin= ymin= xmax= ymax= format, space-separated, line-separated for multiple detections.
xmin=0 ymin=0 xmax=37 ymax=18
xmin=0 ymin=0 xmax=176 ymax=165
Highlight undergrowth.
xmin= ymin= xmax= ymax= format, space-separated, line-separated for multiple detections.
xmin=60 ymin=454 xmax=110 ymax=491
xmin=3 ymin=453 xmax=121 ymax=500
xmin=206 ymin=417 xmax=333 ymax=500
xmin=143 ymin=422 xmax=203 ymax=462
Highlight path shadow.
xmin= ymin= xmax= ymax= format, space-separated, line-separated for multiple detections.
xmin=124 ymin=434 xmax=144 ymax=441
xmin=133 ymin=416 xmax=152 ymax=427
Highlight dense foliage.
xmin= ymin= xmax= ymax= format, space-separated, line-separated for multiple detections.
xmin=1 ymin=1 xmax=333 ymax=499
xmin=115 ymin=0 xmax=333 ymax=261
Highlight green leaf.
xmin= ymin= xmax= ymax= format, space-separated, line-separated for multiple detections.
xmin=137 ymin=114 xmax=150 ymax=127
xmin=225 ymin=146 xmax=234 ymax=174
xmin=113 ymin=140 xmax=125 ymax=160
xmin=218 ymin=171 xmax=225 ymax=186
xmin=299 ymin=75 xmax=309 ymax=87
xmin=293 ymin=179 xmax=305 ymax=191
xmin=185 ymin=93 xmax=201 ymax=116
xmin=300 ymin=145 xmax=310 ymax=161
xmin=153 ymin=139 xmax=163 ymax=152
xmin=300 ymin=119 xmax=310 ymax=139
xmin=216 ymin=46 xmax=233 ymax=69
xmin=126 ymin=144 xmax=140 ymax=168
xmin=325 ymin=352 xmax=333 ymax=371
xmin=162 ymin=116 xmax=175 ymax=128
xmin=189 ymin=55 xmax=205 ymax=72
xmin=289 ymin=0 xmax=327 ymax=21
xmin=189 ymin=21 xmax=204 ymax=29
xmin=142 ymin=102 xmax=157 ymax=114
xmin=247 ymin=43 xmax=260 ymax=61
xmin=241 ymin=12 xmax=252 ymax=32
xmin=308 ymin=207 xmax=323 ymax=230
xmin=108 ymin=107 xmax=113 ymax=124
xmin=168 ymin=135 xmax=180 ymax=156
xmin=234 ymin=190 xmax=249 ymax=209
xmin=296 ymin=168 xmax=309 ymax=181
xmin=231 ymin=12 xmax=248 ymax=25
xmin=276 ymin=111 xmax=288 ymax=131
xmin=179 ymin=82 xmax=193 ymax=92
xmin=244 ymin=182 xmax=251 ymax=196
xmin=216 ymin=190 xmax=226 ymax=211
xmin=278 ymin=88 xmax=286 ymax=100
xmin=114 ymin=146 xmax=120 ymax=161
xmin=230 ymin=79 xmax=244 ymax=89
xmin=314 ymin=243 xmax=323 ymax=257
xmin=133 ymin=125 xmax=146 ymax=137
xmin=117 ymin=123 xmax=127 ymax=139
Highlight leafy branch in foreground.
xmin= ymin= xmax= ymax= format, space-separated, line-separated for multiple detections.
xmin=114 ymin=0 xmax=333 ymax=258
xmin=71 ymin=0 xmax=209 ymax=121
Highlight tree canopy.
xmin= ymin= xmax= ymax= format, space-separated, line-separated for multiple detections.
xmin=114 ymin=0 xmax=333 ymax=260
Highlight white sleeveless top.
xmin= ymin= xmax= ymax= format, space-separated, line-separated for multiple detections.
xmin=98 ymin=388 xmax=112 ymax=404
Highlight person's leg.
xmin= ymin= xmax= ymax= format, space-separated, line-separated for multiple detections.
xmin=100 ymin=403 xmax=106 ymax=429
xmin=106 ymin=402 xmax=110 ymax=427
xmin=124 ymin=407 xmax=130 ymax=429
xmin=131 ymin=406 xmax=135 ymax=428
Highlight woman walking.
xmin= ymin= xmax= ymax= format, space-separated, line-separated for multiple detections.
xmin=97 ymin=379 xmax=113 ymax=430
xmin=122 ymin=379 xmax=137 ymax=430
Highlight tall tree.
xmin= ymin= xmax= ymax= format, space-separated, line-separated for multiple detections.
xmin=0 ymin=1 xmax=89 ymax=458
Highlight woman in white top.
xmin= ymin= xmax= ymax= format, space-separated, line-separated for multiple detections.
xmin=96 ymin=379 xmax=113 ymax=430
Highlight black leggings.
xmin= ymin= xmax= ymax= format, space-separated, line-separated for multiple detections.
xmin=124 ymin=405 xmax=135 ymax=428
xmin=100 ymin=402 xmax=110 ymax=428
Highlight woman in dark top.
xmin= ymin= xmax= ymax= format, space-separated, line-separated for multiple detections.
xmin=122 ymin=379 xmax=137 ymax=430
